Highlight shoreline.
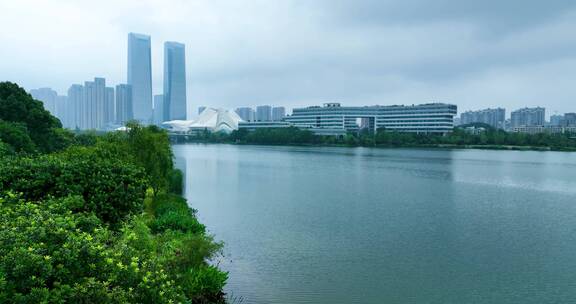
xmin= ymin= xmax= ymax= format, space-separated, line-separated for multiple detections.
xmin=171 ymin=140 xmax=576 ymax=152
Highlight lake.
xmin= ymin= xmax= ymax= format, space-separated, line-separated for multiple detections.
xmin=173 ymin=144 xmax=576 ymax=304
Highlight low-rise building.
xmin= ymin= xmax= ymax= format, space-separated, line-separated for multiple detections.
xmin=512 ymin=125 xmax=576 ymax=134
xmin=285 ymin=102 xmax=457 ymax=135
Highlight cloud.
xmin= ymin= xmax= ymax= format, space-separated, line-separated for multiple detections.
xmin=0 ymin=0 xmax=574 ymax=117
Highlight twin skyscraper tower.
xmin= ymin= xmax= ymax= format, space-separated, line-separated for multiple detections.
xmin=128 ymin=33 xmax=187 ymax=123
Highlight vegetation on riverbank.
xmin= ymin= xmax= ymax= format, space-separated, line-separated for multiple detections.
xmin=0 ymin=82 xmax=227 ymax=303
xmin=173 ymin=124 xmax=576 ymax=152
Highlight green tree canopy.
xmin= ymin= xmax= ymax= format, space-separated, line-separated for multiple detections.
xmin=0 ymin=82 xmax=72 ymax=153
xmin=125 ymin=122 xmax=174 ymax=195
xmin=0 ymin=120 xmax=35 ymax=153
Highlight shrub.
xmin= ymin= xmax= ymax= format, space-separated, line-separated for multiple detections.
xmin=74 ymin=131 xmax=99 ymax=146
xmin=0 ymin=121 xmax=36 ymax=153
xmin=0 ymin=140 xmax=13 ymax=157
xmin=0 ymin=193 xmax=186 ymax=303
xmin=149 ymin=194 xmax=205 ymax=234
xmin=151 ymin=209 xmax=205 ymax=234
xmin=0 ymin=153 xmax=148 ymax=225
xmin=168 ymin=168 xmax=184 ymax=195
xmin=183 ymin=266 xmax=228 ymax=303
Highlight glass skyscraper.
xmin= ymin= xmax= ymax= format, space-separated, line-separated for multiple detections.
xmin=163 ymin=41 xmax=187 ymax=121
xmin=128 ymin=33 xmax=153 ymax=123
xmin=153 ymin=94 xmax=165 ymax=126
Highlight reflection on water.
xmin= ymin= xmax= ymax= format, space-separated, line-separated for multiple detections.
xmin=174 ymin=144 xmax=576 ymax=304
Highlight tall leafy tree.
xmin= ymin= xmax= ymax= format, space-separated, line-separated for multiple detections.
xmin=0 ymin=82 xmax=72 ymax=153
xmin=126 ymin=122 xmax=174 ymax=195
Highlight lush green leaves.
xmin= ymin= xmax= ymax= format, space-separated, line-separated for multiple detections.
xmin=0 ymin=194 xmax=187 ymax=303
xmin=168 ymin=168 xmax=184 ymax=195
xmin=126 ymin=122 xmax=174 ymax=195
xmin=149 ymin=194 xmax=205 ymax=235
xmin=0 ymin=121 xmax=36 ymax=153
xmin=0 ymin=82 xmax=73 ymax=153
xmin=0 ymin=154 xmax=148 ymax=226
xmin=231 ymin=126 xmax=319 ymax=145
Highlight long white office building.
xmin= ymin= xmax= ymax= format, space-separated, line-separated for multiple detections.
xmin=285 ymin=103 xmax=457 ymax=135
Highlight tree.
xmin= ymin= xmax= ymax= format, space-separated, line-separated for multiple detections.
xmin=0 ymin=120 xmax=36 ymax=153
xmin=0 ymin=82 xmax=73 ymax=153
xmin=126 ymin=122 xmax=174 ymax=195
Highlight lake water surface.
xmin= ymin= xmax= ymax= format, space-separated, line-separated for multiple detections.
xmin=173 ymin=144 xmax=576 ymax=304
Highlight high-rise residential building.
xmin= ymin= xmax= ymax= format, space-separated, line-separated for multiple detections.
xmin=564 ymin=113 xmax=576 ymax=126
xmin=128 ymin=33 xmax=153 ymax=123
xmin=84 ymin=77 xmax=106 ymax=130
xmin=83 ymin=82 xmax=95 ymax=129
xmin=235 ymin=107 xmax=255 ymax=122
xmin=68 ymin=84 xmax=84 ymax=129
xmin=272 ymin=107 xmax=286 ymax=121
xmin=256 ymin=105 xmax=272 ymax=122
xmin=30 ymin=88 xmax=57 ymax=114
xmin=511 ymin=107 xmax=545 ymax=128
xmin=115 ymin=84 xmax=133 ymax=125
xmin=453 ymin=117 xmax=461 ymax=126
xmin=460 ymin=108 xmax=506 ymax=129
xmin=163 ymin=41 xmax=187 ymax=121
xmin=55 ymin=95 xmax=68 ymax=127
xmin=198 ymin=106 xmax=206 ymax=115
xmin=153 ymin=94 xmax=165 ymax=126
xmin=550 ymin=114 xmax=564 ymax=126
xmin=104 ymin=87 xmax=115 ymax=125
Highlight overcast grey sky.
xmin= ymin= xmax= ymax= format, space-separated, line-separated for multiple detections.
xmin=1 ymin=0 xmax=575 ymax=117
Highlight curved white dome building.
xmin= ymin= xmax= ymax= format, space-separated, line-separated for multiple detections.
xmin=161 ymin=108 xmax=243 ymax=133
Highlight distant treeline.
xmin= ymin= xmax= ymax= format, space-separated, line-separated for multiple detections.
xmin=177 ymin=124 xmax=576 ymax=151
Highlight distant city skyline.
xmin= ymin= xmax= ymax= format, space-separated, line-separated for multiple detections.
xmin=2 ymin=1 xmax=576 ymax=117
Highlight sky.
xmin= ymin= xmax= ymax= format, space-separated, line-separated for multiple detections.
xmin=1 ymin=0 xmax=575 ymax=118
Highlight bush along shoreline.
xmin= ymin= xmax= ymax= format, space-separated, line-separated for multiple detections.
xmin=0 ymin=82 xmax=227 ymax=303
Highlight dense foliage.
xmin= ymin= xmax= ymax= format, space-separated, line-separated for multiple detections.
xmin=225 ymin=127 xmax=317 ymax=145
xmin=0 ymin=120 xmax=36 ymax=153
xmin=0 ymin=81 xmax=227 ymax=303
xmin=0 ymin=193 xmax=225 ymax=303
xmin=0 ymin=154 xmax=148 ymax=226
xmin=125 ymin=122 xmax=174 ymax=195
xmin=0 ymin=82 xmax=73 ymax=153
xmin=0 ymin=139 xmax=11 ymax=156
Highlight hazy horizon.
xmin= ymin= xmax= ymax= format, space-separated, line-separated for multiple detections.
xmin=1 ymin=0 xmax=575 ymax=117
